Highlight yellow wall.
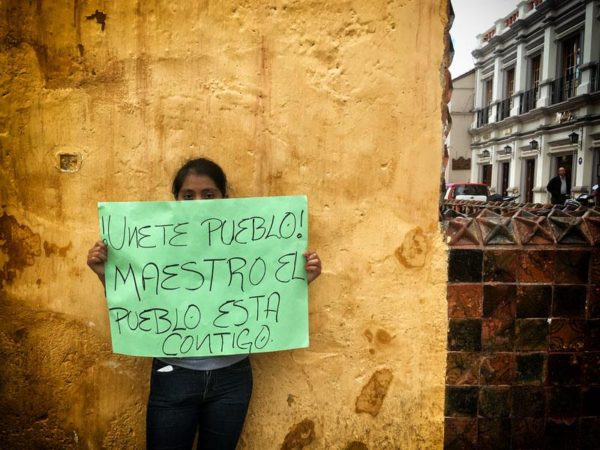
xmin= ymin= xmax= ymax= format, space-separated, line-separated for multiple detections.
xmin=0 ymin=1 xmax=448 ymax=448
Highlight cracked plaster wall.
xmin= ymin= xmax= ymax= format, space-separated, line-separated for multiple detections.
xmin=0 ymin=0 xmax=449 ymax=448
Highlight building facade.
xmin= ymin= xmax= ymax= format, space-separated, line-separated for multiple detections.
xmin=446 ymin=69 xmax=475 ymax=184
xmin=470 ymin=0 xmax=600 ymax=203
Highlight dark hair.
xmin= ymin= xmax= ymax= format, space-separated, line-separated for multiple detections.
xmin=172 ymin=158 xmax=228 ymax=198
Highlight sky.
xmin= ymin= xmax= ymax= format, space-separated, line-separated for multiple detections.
xmin=449 ymin=0 xmax=520 ymax=78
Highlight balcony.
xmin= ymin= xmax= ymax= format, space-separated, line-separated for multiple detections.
xmin=496 ymin=98 xmax=512 ymax=122
xmin=520 ymin=88 xmax=538 ymax=114
xmin=476 ymin=107 xmax=491 ymax=128
xmin=551 ymin=76 xmax=578 ymax=104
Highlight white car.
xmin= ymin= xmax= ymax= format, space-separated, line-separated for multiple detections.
xmin=445 ymin=183 xmax=489 ymax=202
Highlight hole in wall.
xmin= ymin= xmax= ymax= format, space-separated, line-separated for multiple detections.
xmin=57 ymin=153 xmax=82 ymax=173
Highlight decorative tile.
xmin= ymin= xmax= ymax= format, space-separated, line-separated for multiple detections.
xmin=445 ymin=217 xmax=481 ymax=247
xmin=591 ymin=249 xmax=600 ymax=284
xmin=480 ymin=353 xmax=515 ymax=385
xmin=476 ymin=209 xmax=516 ymax=245
xmin=582 ymin=209 xmax=600 ymax=245
xmin=483 ymin=285 xmax=516 ymax=320
xmin=447 ymin=284 xmax=482 ymax=319
xmin=515 ymin=319 xmax=548 ymax=351
xmin=580 ymin=417 xmax=600 ymax=450
xmin=552 ymin=286 xmax=587 ymax=318
xmin=581 ymin=386 xmax=600 ymax=416
xmin=448 ymin=319 xmax=481 ymax=351
xmin=446 ymin=352 xmax=480 ymax=385
xmin=548 ymin=209 xmax=589 ymax=244
xmin=445 ymin=386 xmax=479 ymax=417
xmin=448 ymin=250 xmax=483 ymax=282
xmin=443 ymin=417 xmax=477 ymax=450
xmin=518 ymin=250 xmax=555 ymax=283
xmin=586 ymin=319 xmax=600 ymax=351
xmin=511 ymin=417 xmax=545 ymax=449
xmin=516 ymin=285 xmax=552 ymax=318
xmin=547 ymin=386 xmax=581 ymax=417
xmin=515 ymin=353 xmax=545 ymax=385
xmin=512 ymin=210 xmax=554 ymax=245
xmin=545 ymin=418 xmax=578 ymax=450
xmin=582 ymin=352 xmax=600 ymax=384
xmin=547 ymin=353 xmax=582 ymax=386
xmin=549 ymin=319 xmax=585 ymax=352
xmin=443 ymin=209 xmax=467 ymax=220
xmin=482 ymin=318 xmax=514 ymax=351
xmin=478 ymin=386 xmax=510 ymax=418
xmin=589 ymin=285 xmax=600 ymax=319
xmin=483 ymin=250 xmax=517 ymax=282
xmin=555 ymin=250 xmax=590 ymax=284
xmin=478 ymin=418 xmax=511 ymax=450
xmin=511 ymin=386 xmax=545 ymax=417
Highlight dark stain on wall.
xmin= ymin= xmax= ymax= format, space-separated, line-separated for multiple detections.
xmin=280 ymin=418 xmax=315 ymax=450
xmin=0 ymin=301 xmax=133 ymax=449
xmin=345 ymin=441 xmax=368 ymax=450
xmin=355 ymin=368 xmax=393 ymax=417
xmin=0 ymin=213 xmax=41 ymax=287
xmin=86 ymin=10 xmax=107 ymax=31
xmin=43 ymin=241 xmax=72 ymax=257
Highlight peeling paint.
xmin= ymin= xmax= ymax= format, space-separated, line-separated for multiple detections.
xmin=280 ymin=419 xmax=315 ymax=450
xmin=0 ymin=214 xmax=41 ymax=287
xmin=355 ymin=369 xmax=394 ymax=417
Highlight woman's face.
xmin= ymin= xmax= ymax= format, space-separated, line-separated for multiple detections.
xmin=176 ymin=173 xmax=224 ymax=200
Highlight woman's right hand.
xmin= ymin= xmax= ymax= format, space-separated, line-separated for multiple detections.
xmin=87 ymin=240 xmax=107 ymax=282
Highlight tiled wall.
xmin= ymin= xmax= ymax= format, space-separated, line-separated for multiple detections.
xmin=443 ymin=208 xmax=600 ymax=449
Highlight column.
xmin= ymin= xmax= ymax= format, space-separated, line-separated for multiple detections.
xmin=470 ymin=148 xmax=480 ymax=183
xmin=512 ymin=37 xmax=528 ymax=116
xmin=574 ymin=127 xmax=594 ymax=194
xmin=490 ymin=149 xmax=499 ymax=194
xmin=489 ymin=55 xmax=502 ymax=123
xmin=576 ymin=1 xmax=600 ymax=95
xmin=473 ymin=66 xmax=483 ymax=128
xmin=509 ymin=144 xmax=521 ymax=195
xmin=517 ymin=0 xmax=530 ymax=19
xmin=535 ymin=136 xmax=552 ymax=203
xmin=538 ymin=18 xmax=557 ymax=107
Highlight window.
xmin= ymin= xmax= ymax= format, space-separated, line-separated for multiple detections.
xmin=531 ymin=55 xmax=541 ymax=92
xmin=481 ymin=164 xmax=492 ymax=186
xmin=523 ymin=159 xmax=536 ymax=203
xmin=477 ymin=77 xmax=494 ymax=127
xmin=455 ymin=185 xmax=489 ymax=196
xmin=500 ymin=162 xmax=510 ymax=196
xmin=521 ymin=55 xmax=541 ymax=114
xmin=484 ymin=78 xmax=494 ymax=106
xmin=553 ymin=34 xmax=581 ymax=103
xmin=498 ymin=69 xmax=514 ymax=120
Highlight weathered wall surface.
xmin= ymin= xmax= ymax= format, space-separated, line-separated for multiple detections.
xmin=0 ymin=1 xmax=448 ymax=448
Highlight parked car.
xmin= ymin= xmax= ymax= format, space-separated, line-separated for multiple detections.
xmin=444 ymin=183 xmax=490 ymax=202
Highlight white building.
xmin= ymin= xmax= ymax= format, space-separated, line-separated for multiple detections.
xmin=470 ymin=0 xmax=600 ymax=203
xmin=446 ymin=69 xmax=475 ymax=184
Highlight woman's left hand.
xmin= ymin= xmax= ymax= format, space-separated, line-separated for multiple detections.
xmin=304 ymin=250 xmax=322 ymax=284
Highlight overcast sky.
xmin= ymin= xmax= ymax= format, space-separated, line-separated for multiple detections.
xmin=449 ymin=0 xmax=520 ymax=78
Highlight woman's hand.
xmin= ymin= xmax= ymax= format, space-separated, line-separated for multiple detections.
xmin=304 ymin=250 xmax=322 ymax=284
xmin=87 ymin=240 xmax=107 ymax=285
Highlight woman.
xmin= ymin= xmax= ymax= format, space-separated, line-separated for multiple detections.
xmin=87 ymin=158 xmax=322 ymax=450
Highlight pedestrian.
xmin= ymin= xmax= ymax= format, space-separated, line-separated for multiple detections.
xmin=546 ymin=166 xmax=570 ymax=205
xmin=86 ymin=157 xmax=322 ymax=450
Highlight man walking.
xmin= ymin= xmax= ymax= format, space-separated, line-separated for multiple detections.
xmin=547 ymin=166 xmax=570 ymax=205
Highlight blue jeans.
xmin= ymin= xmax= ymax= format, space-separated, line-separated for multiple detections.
xmin=146 ymin=357 xmax=253 ymax=450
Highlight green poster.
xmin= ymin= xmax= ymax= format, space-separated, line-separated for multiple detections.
xmin=98 ymin=196 xmax=309 ymax=357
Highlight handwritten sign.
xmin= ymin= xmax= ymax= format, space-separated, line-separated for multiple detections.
xmin=98 ymin=196 xmax=309 ymax=357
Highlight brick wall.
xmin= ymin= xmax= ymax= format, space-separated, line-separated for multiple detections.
xmin=443 ymin=205 xmax=600 ymax=449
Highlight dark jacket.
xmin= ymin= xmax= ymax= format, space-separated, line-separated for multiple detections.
xmin=547 ymin=175 xmax=570 ymax=202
